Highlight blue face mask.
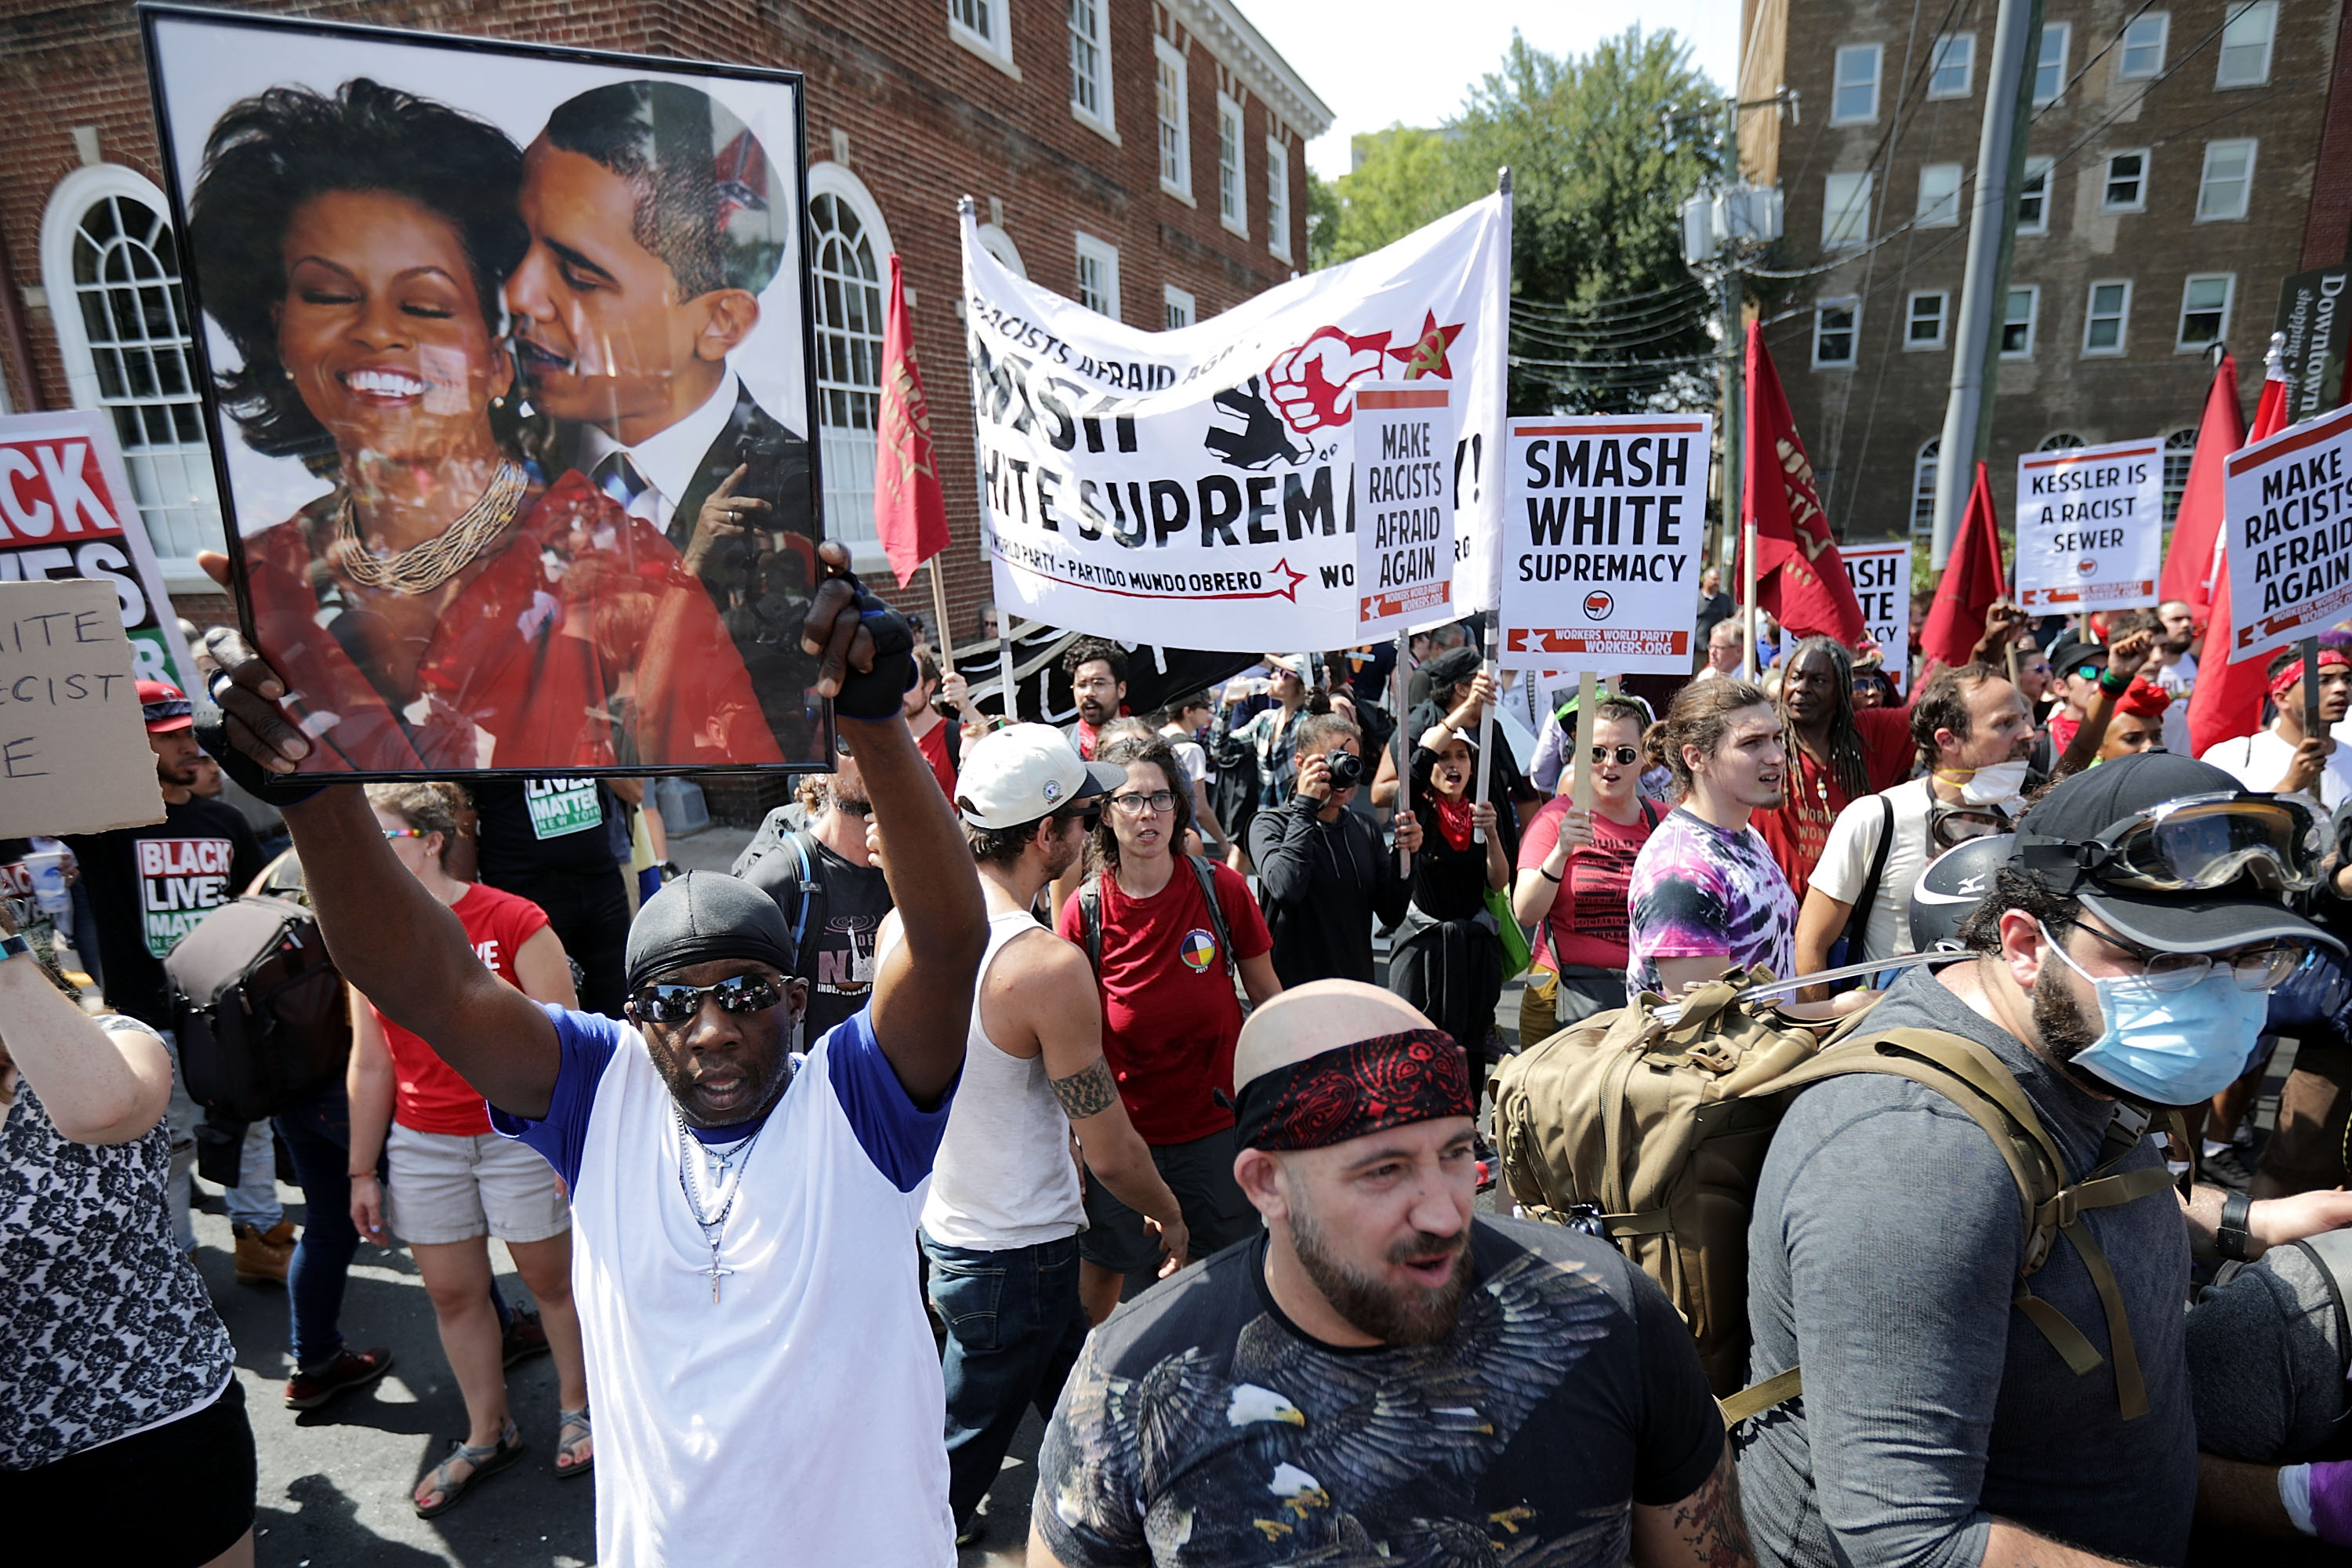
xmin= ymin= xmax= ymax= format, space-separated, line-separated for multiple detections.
xmin=2041 ymin=927 xmax=2270 ymax=1105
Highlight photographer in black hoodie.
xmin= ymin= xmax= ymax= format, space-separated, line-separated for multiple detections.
xmin=1247 ymin=712 xmax=1422 ymax=986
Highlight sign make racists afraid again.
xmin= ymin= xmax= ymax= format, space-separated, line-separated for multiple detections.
xmin=1497 ymin=413 xmax=1711 ymax=674
xmin=2223 ymin=399 xmax=2352 ymax=660
xmin=1352 ymin=383 xmax=1456 ymax=637
xmin=2014 ymin=437 xmax=2162 ymax=612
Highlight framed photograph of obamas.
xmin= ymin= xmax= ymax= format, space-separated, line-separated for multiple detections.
xmin=141 ymin=5 xmax=833 ymax=777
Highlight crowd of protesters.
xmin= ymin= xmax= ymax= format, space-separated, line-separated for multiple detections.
xmin=18 ymin=543 xmax=2352 ymax=1568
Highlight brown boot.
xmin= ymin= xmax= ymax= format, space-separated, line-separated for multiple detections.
xmin=233 ymin=1219 xmax=296 ymax=1286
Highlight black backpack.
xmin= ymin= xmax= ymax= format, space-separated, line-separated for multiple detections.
xmin=165 ymin=895 xmax=350 ymax=1123
xmin=1074 ymin=855 xmax=1239 ymax=984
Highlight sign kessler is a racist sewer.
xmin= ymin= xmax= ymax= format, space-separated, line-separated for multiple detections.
xmin=2014 ymin=437 xmax=2162 ymax=612
xmin=1498 ymin=413 xmax=1711 ymax=674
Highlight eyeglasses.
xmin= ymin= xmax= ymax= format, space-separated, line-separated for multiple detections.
xmin=2023 ymin=791 xmax=2325 ymax=896
xmin=2045 ymin=920 xmax=2309 ymax=994
xmin=381 ymin=828 xmax=427 ymax=841
xmin=1589 ymin=745 xmax=1640 ymax=766
xmin=1108 ymin=789 xmax=1178 ymax=817
xmin=630 ymin=972 xmax=786 ymax=1025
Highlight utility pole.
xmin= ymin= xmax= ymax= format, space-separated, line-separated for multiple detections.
xmin=1719 ymin=93 xmax=1746 ymax=595
xmin=1928 ymin=0 xmax=2045 ymax=568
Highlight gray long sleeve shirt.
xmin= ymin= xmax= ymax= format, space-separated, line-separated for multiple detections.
xmin=1738 ymin=964 xmax=2195 ymax=1568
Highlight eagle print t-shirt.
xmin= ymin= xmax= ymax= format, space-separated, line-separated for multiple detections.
xmin=1033 ymin=1216 xmax=1721 ymax=1566
xmin=1624 ymin=807 xmax=1798 ymax=996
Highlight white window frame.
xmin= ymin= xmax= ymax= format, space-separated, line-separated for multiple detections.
xmin=946 ymin=0 xmax=1018 ymax=78
xmin=2162 ymin=426 xmax=2197 ymax=521
xmin=2082 ymin=279 xmax=2132 ymax=356
xmin=1154 ymin=38 xmax=1192 ymax=203
xmin=1913 ymin=439 xmax=1942 ymax=535
xmin=1266 ymin=136 xmax=1292 ymax=261
xmin=2001 ymin=285 xmax=2040 ymax=359
xmin=2197 ymin=138 xmax=2256 ymax=221
xmin=38 ymin=162 xmax=225 ymax=589
xmin=2176 ymin=272 xmax=2236 ymax=351
xmin=805 ymin=163 xmax=895 ymax=571
xmin=1075 ymin=230 xmax=1123 ymax=319
xmin=2016 ymin=155 xmax=2055 ymax=236
xmin=1929 ymin=33 xmax=1976 ymax=99
xmin=1822 ymin=170 xmax=1873 ymax=249
xmin=1905 ymin=289 xmax=1950 ymax=350
xmin=1812 ymin=297 xmax=1860 ymax=368
xmin=2101 ymin=150 xmax=2150 ymax=212
xmin=2216 ymin=1 xmax=2278 ymax=89
xmin=1832 ymin=44 xmax=1883 ymax=125
xmin=1067 ymin=0 xmax=1117 ymax=143
xmin=1916 ymin=162 xmax=1963 ymax=227
xmin=976 ymin=222 xmax=1027 ymax=278
xmin=1216 ymin=93 xmax=1248 ymax=237
xmin=2118 ymin=10 xmax=2169 ymax=79
xmin=1163 ymin=284 xmax=1196 ymax=330
xmin=2034 ymin=21 xmax=2071 ymax=105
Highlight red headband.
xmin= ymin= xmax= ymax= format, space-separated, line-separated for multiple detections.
xmin=2269 ymin=649 xmax=2350 ymax=703
xmin=1232 ymin=1029 xmax=1473 ymax=1151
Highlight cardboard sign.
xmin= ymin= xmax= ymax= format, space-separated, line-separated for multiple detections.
xmin=2222 ymin=400 xmax=2352 ymax=660
xmin=1497 ymin=413 xmax=1711 ymax=673
xmin=0 ymin=411 xmax=197 ymax=692
xmin=1839 ymin=541 xmax=1913 ymax=691
xmin=1352 ymin=383 xmax=1457 ymax=636
xmin=2275 ymin=267 xmax=2352 ymax=427
xmin=0 ymin=578 xmax=166 ymax=837
xmin=2014 ymin=437 xmax=2161 ymax=612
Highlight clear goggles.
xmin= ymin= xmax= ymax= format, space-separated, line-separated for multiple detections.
xmin=2028 ymin=792 xmax=2326 ymax=895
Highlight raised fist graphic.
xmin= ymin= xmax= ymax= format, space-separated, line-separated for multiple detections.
xmin=1266 ymin=326 xmax=1390 ymax=434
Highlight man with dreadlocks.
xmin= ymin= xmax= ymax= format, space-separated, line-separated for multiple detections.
xmin=1752 ymin=637 xmax=1915 ymax=891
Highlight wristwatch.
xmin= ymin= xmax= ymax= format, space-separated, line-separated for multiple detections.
xmin=2216 ymin=1192 xmax=2256 ymax=1261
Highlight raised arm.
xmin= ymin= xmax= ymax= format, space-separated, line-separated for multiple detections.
xmin=0 ymin=923 xmax=172 ymax=1145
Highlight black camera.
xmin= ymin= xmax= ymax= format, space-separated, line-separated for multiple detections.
xmin=1323 ymin=750 xmax=1364 ymax=788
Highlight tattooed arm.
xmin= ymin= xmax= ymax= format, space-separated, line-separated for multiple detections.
xmin=1000 ymin=928 xmax=1190 ymax=1275
xmin=1632 ymin=1442 xmax=1757 ymax=1568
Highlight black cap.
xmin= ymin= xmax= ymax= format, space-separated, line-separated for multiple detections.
xmin=2012 ymin=753 xmax=2340 ymax=955
xmin=1421 ymin=646 xmax=1483 ymax=692
xmin=2047 ymin=636 xmax=2107 ymax=679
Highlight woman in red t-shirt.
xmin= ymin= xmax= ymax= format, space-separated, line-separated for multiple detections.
xmin=346 ymin=784 xmax=590 ymax=1516
xmin=1512 ymin=699 xmax=1660 ymax=1044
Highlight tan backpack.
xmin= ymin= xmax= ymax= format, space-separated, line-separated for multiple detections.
xmin=1489 ymin=967 xmax=2178 ymax=1425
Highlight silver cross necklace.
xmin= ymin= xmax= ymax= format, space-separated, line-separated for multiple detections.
xmin=672 ymin=1106 xmax=771 ymax=1302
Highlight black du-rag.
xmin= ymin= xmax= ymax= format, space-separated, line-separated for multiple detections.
xmin=622 ymin=870 xmax=797 ymax=996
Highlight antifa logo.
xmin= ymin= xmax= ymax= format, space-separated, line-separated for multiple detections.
xmin=1205 ymin=376 xmax=1310 ymax=470
xmin=2078 ymin=558 xmax=2097 ymax=575
xmin=1583 ymin=590 xmax=1613 ymax=621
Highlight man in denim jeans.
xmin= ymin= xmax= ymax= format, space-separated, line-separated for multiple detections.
xmin=914 ymin=724 xmax=1190 ymax=1548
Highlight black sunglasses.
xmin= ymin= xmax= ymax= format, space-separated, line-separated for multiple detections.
xmin=631 ymin=973 xmax=786 ymax=1025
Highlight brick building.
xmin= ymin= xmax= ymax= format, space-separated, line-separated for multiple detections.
xmin=0 ymin=0 xmax=1327 ymax=656
xmin=1740 ymin=0 xmax=2343 ymax=544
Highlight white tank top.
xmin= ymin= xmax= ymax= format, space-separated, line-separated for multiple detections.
xmin=920 ymin=907 xmax=1089 ymax=1250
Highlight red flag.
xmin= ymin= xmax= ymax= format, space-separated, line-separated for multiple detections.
xmin=1741 ymin=321 xmax=1867 ymax=643
xmin=1918 ymin=461 xmax=2007 ymax=677
xmin=2185 ymin=350 xmax=2292 ymax=756
xmin=2157 ymin=352 xmax=2244 ymax=619
xmin=874 ymin=252 xmax=949 ymax=588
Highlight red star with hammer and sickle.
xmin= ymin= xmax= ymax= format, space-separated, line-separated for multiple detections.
xmin=1389 ymin=310 xmax=1466 ymax=379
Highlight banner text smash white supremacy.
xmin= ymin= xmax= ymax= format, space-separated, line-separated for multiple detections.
xmin=2223 ymin=400 xmax=2352 ymax=657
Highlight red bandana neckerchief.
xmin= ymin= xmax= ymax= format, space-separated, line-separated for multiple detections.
xmin=1432 ymin=793 xmax=1475 ymax=852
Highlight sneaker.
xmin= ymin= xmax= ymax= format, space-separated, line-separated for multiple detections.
xmin=2200 ymin=1144 xmax=2257 ymax=1195
xmin=233 ymin=1219 xmax=296 ymax=1286
xmin=284 ymin=1347 xmax=394 ymax=1410
xmin=501 ymin=1305 xmax=550 ymax=1369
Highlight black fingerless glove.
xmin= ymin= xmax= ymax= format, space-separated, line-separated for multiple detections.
xmin=829 ymin=573 xmax=918 ymax=720
xmin=194 ymin=677 xmax=326 ymax=807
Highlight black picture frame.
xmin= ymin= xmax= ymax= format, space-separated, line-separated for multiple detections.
xmin=139 ymin=2 xmax=835 ymax=780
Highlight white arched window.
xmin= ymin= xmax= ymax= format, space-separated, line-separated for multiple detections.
xmin=806 ymin=165 xmax=895 ymax=558
xmin=2037 ymin=431 xmax=2088 ymax=452
xmin=1911 ymin=438 xmax=1940 ymax=535
xmin=40 ymin=165 xmax=222 ymax=582
xmin=976 ymin=222 xmax=1027 ymax=278
xmin=2162 ymin=426 xmax=2198 ymax=523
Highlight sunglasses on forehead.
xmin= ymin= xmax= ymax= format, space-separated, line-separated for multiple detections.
xmin=630 ymin=972 xmax=786 ymax=1025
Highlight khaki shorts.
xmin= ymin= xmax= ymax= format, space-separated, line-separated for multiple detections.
xmin=385 ymin=1123 xmax=570 ymax=1247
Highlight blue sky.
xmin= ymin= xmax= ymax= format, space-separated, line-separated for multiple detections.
xmin=1247 ymin=1 xmax=1743 ymax=180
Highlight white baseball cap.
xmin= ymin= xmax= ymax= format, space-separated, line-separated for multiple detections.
xmin=956 ymin=723 xmax=1127 ymax=829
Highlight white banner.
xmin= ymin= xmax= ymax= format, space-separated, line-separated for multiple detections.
xmin=2014 ymin=437 xmax=2161 ymax=612
xmin=1352 ymin=383 xmax=1455 ymax=637
xmin=963 ymin=194 xmax=1509 ymax=652
xmin=1497 ymin=413 xmax=1711 ymax=674
xmin=1839 ymin=541 xmax=1912 ymax=691
xmin=2223 ymin=400 xmax=2352 ymax=661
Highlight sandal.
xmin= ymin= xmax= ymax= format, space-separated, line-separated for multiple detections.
xmin=413 ymin=1418 xmax=524 ymax=1518
xmin=554 ymin=1406 xmax=593 ymax=1480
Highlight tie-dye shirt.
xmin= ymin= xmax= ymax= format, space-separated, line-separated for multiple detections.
xmin=1625 ymin=807 xmax=1799 ymax=995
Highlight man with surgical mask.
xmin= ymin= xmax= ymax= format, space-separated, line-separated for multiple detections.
xmin=1793 ymin=662 xmax=2035 ymax=982
xmin=1741 ymin=753 xmax=2341 ymax=1568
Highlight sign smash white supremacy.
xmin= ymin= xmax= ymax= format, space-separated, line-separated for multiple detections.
xmin=1497 ymin=414 xmax=1711 ymax=674
xmin=963 ymin=194 xmax=1508 ymax=651
xmin=2223 ymin=399 xmax=2352 ymax=659
xmin=2014 ymin=437 xmax=2161 ymax=612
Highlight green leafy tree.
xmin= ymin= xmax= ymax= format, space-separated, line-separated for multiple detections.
xmin=1323 ymin=128 xmax=1481 ymax=268
xmin=1305 ymin=169 xmax=1341 ymax=272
